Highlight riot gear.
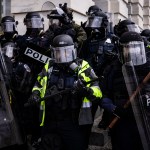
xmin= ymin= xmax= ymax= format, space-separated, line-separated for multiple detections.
xmin=86 ymin=5 xmax=101 ymax=16
xmin=114 ymin=19 xmax=140 ymax=37
xmin=1 ymin=16 xmax=17 ymax=33
xmin=2 ymin=42 xmax=18 ymax=59
xmin=29 ymin=46 xmax=102 ymax=149
xmin=51 ymin=34 xmax=77 ymax=63
xmin=45 ymin=6 xmax=86 ymax=51
xmin=0 ymin=16 xmax=18 ymax=41
xmin=47 ymin=7 xmax=70 ymax=25
xmin=85 ymin=9 xmax=108 ymax=40
xmin=141 ymin=29 xmax=150 ymax=42
xmin=119 ymin=31 xmax=146 ymax=66
xmin=85 ymin=16 xmax=103 ymax=28
xmin=24 ymin=12 xmax=44 ymax=29
xmin=141 ymin=29 xmax=150 ymax=38
xmin=23 ymin=12 xmax=44 ymax=37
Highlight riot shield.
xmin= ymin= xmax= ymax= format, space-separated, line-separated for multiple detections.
xmin=0 ymin=44 xmax=24 ymax=148
xmin=122 ymin=61 xmax=150 ymax=150
xmin=0 ymin=67 xmax=24 ymax=148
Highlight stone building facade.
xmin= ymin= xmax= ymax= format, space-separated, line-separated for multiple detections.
xmin=0 ymin=0 xmax=150 ymax=34
xmin=94 ymin=0 xmax=150 ymax=29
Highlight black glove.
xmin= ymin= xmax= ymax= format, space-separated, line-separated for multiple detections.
xmin=28 ymin=91 xmax=40 ymax=105
xmin=74 ymin=79 xmax=85 ymax=90
xmin=113 ymin=106 xmax=128 ymax=118
xmin=73 ymin=79 xmax=89 ymax=96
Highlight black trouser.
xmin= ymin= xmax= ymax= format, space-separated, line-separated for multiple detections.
xmin=40 ymin=119 xmax=86 ymax=150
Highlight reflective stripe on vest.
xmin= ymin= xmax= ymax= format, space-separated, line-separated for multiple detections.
xmin=33 ymin=63 xmax=49 ymax=126
xmin=90 ymin=86 xmax=102 ymax=98
xmin=79 ymin=60 xmax=92 ymax=108
xmin=82 ymin=97 xmax=92 ymax=108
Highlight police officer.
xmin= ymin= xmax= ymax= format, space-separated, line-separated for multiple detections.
xmin=81 ymin=5 xmax=102 ymax=37
xmin=0 ymin=16 xmax=19 ymax=62
xmin=80 ymin=6 xmax=117 ymax=130
xmin=80 ymin=7 xmax=116 ymax=76
xmin=13 ymin=12 xmax=48 ymax=147
xmin=16 ymin=12 xmax=48 ymax=58
xmin=100 ymin=31 xmax=146 ymax=150
xmin=15 ymin=12 xmax=48 ymax=86
xmin=114 ymin=19 xmax=141 ymax=38
xmin=0 ymin=16 xmax=18 ymax=46
xmin=0 ymin=16 xmax=20 ymax=89
xmin=28 ymin=34 xmax=102 ymax=150
xmin=44 ymin=6 xmax=86 ymax=53
xmin=98 ymin=19 xmax=141 ymax=129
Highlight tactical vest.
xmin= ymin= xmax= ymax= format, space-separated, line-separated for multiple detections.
xmin=32 ymin=60 xmax=102 ymax=126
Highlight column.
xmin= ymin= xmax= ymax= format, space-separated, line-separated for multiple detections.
xmin=143 ymin=0 xmax=150 ymax=29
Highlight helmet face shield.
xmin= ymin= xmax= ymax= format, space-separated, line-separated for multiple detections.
xmin=52 ymin=45 xmax=77 ymax=63
xmin=25 ymin=18 xmax=43 ymax=28
xmin=120 ymin=41 xmax=146 ymax=66
xmin=85 ymin=16 xmax=103 ymax=28
xmin=2 ymin=45 xmax=14 ymax=58
xmin=49 ymin=19 xmax=60 ymax=26
xmin=127 ymin=24 xmax=140 ymax=33
xmin=1 ymin=22 xmax=16 ymax=32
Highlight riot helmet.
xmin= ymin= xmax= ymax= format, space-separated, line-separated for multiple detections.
xmin=1 ymin=16 xmax=17 ymax=33
xmin=85 ymin=10 xmax=108 ymax=40
xmin=2 ymin=42 xmax=17 ymax=59
xmin=85 ymin=11 xmax=108 ymax=28
xmin=114 ymin=19 xmax=140 ymax=37
xmin=141 ymin=29 xmax=150 ymax=42
xmin=24 ymin=12 xmax=44 ymax=29
xmin=47 ymin=7 xmax=70 ymax=25
xmin=86 ymin=5 xmax=101 ymax=16
xmin=51 ymin=34 xmax=77 ymax=63
xmin=119 ymin=31 xmax=146 ymax=66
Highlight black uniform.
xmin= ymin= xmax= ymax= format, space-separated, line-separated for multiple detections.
xmin=44 ymin=7 xmax=86 ymax=52
xmin=80 ymin=7 xmax=117 ymax=129
xmin=28 ymin=34 xmax=102 ymax=150
xmin=101 ymin=32 xmax=147 ymax=150
xmin=12 ymin=12 xmax=49 ymax=146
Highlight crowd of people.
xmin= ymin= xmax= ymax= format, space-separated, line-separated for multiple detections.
xmin=0 ymin=3 xmax=150 ymax=150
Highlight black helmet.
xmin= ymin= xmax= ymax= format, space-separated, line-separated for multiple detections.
xmin=141 ymin=29 xmax=150 ymax=38
xmin=86 ymin=5 xmax=101 ymax=16
xmin=47 ymin=7 xmax=70 ymax=25
xmin=119 ymin=31 xmax=146 ymax=66
xmin=51 ymin=34 xmax=77 ymax=63
xmin=1 ymin=16 xmax=15 ymax=23
xmin=141 ymin=29 xmax=150 ymax=44
xmin=114 ymin=19 xmax=140 ymax=37
xmin=1 ymin=16 xmax=18 ymax=33
xmin=85 ymin=10 xmax=108 ymax=40
xmin=24 ymin=12 xmax=44 ymax=29
xmin=120 ymin=31 xmax=142 ymax=43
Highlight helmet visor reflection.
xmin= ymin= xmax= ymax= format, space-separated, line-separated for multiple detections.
xmin=127 ymin=24 xmax=141 ymax=33
xmin=85 ymin=16 xmax=103 ymax=28
xmin=1 ymin=22 xmax=16 ymax=32
xmin=121 ymin=41 xmax=146 ymax=66
xmin=53 ymin=45 xmax=77 ymax=63
xmin=49 ymin=19 xmax=60 ymax=26
xmin=26 ymin=18 xmax=43 ymax=28
xmin=2 ymin=45 xmax=14 ymax=58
